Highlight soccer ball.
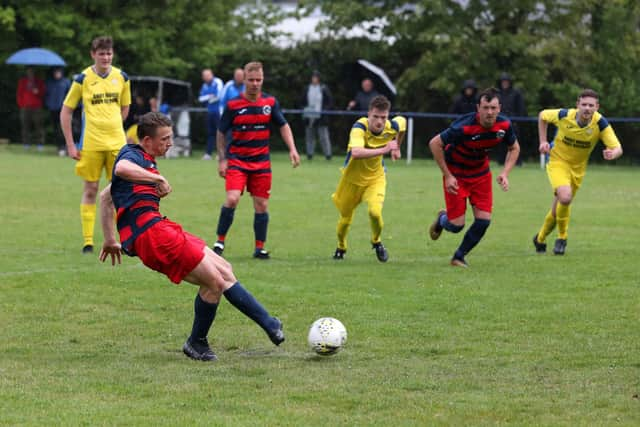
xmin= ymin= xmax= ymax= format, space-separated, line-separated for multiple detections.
xmin=308 ymin=317 xmax=347 ymax=356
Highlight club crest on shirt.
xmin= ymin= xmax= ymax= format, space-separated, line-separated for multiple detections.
xmin=262 ymin=105 xmax=271 ymax=115
xmin=112 ymin=79 xmax=118 ymax=85
xmin=585 ymin=128 xmax=593 ymax=135
xmin=496 ymin=129 xmax=506 ymax=139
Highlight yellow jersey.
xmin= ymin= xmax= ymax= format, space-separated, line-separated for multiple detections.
xmin=63 ymin=65 xmax=131 ymax=151
xmin=541 ymin=108 xmax=621 ymax=170
xmin=341 ymin=116 xmax=406 ymax=185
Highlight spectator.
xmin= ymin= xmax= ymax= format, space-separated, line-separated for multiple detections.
xmin=45 ymin=68 xmax=71 ymax=156
xmin=198 ymin=68 xmax=223 ymax=160
xmin=124 ymin=94 xmax=150 ymax=144
xmin=497 ymin=72 xmax=526 ymax=164
xmin=449 ymin=79 xmax=478 ymax=115
xmin=219 ymin=68 xmax=245 ymax=116
xmin=17 ymin=67 xmax=46 ymax=150
xmin=301 ymin=70 xmax=333 ymax=160
xmin=347 ymin=78 xmax=379 ymax=111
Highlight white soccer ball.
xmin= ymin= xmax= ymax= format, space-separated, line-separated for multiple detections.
xmin=308 ymin=317 xmax=347 ymax=356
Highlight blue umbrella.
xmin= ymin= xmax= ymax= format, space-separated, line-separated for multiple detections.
xmin=6 ymin=48 xmax=66 ymax=66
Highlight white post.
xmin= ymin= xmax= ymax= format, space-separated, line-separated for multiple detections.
xmin=539 ymin=153 xmax=545 ymax=169
xmin=406 ymin=117 xmax=414 ymax=165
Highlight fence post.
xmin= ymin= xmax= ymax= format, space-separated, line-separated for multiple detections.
xmin=407 ymin=117 xmax=414 ymax=165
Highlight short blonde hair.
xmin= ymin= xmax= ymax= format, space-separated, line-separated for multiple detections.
xmin=244 ymin=61 xmax=263 ymax=74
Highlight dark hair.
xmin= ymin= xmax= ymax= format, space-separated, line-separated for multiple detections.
xmin=477 ymin=87 xmax=501 ymax=104
xmin=578 ymin=88 xmax=599 ymax=101
xmin=137 ymin=112 xmax=173 ymax=140
xmin=91 ymin=36 xmax=113 ymax=52
xmin=368 ymin=95 xmax=391 ymax=112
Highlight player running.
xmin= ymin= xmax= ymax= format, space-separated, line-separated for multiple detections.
xmin=533 ymin=89 xmax=622 ymax=255
xmin=99 ymin=112 xmax=284 ymax=362
xmin=428 ymin=87 xmax=520 ymax=267
xmin=331 ymin=95 xmax=405 ymax=262
xmin=212 ymin=61 xmax=300 ymax=259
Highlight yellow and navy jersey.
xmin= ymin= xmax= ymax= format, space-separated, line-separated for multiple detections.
xmin=341 ymin=116 xmax=406 ymax=185
xmin=542 ymin=108 xmax=621 ymax=169
xmin=63 ymin=65 xmax=131 ymax=151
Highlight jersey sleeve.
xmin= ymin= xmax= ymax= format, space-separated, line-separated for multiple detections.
xmin=505 ymin=120 xmax=517 ymax=145
xmin=598 ymin=117 xmax=622 ymax=149
xmin=439 ymin=124 xmax=462 ymax=145
xmin=63 ymin=76 xmax=84 ymax=109
xmin=117 ymin=146 xmax=144 ymax=167
xmin=270 ymin=98 xmax=287 ymax=127
xmin=120 ymin=72 xmax=131 ymax=106
xmin=218 ymin=107 xmax=233 ymax=133
xmin=347 ymin=120 xmax=367 ymax=149
xmin=540 ymin=109 xmax=562 ymax=125
xmin=391 ymin=116 xmax=407 ymax=133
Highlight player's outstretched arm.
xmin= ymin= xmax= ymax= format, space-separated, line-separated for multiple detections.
xmin=99 ymin=184 xmax=122 ymax=266
xmin=114 ymin=159 xmax=171 ymax=197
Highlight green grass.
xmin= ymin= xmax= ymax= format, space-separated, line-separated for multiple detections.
xmin=1 ymin=145 xmax=639 ymax=426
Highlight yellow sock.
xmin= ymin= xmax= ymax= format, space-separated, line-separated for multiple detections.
xmin=556 ymin=203 xmax=571 ymax=239
xmin=369 ymin=214 xmax=383 ymax=244
xmin=80 ymin=203 xmax=97 ymax=246
xmin=336 ymin=216 xmax=352 ymax=250
xmin=537 ymin=209 xmax=556 ymax=243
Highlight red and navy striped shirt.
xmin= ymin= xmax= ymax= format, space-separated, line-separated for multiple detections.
xmin=110 ymin=144 xmax=163 ymax=256
xmin=218 ymin=92 xmax=287 ymax=174
xmin=439 ymin=112 xmax=516 ymax=178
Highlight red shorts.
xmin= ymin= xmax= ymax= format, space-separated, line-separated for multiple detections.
xmin=225 ymin=169 xmax=272 ymax=199
xmin=443 ymin=172 xmax=493 ymax=219
xmin=133 ymin=219 xmax=206 ymax=284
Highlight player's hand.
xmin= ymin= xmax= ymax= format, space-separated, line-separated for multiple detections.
xmin=218 ymin=158 xmax=228 ymax=178
xmin=386 ymin=140 xmax=399 ymax=153
xmin=290 ymin=149 xmax=301 ymax=168
xmin=497 ymin=173 xmax=509 ymax=191
xmin=390 ymin=148 xmax=401 ymax=161
xmin=68 ymin=145 xmax=81 ymax=160
xmin=99 ymin=241 xmax=122 ymax=266
xmin=538 ymin=142 xmax=550 ymax=154
xmin=156 ymin=177 xmax=172 ymax=198
xmin=445 ymin=175 xmax=459 ymax=195
xmin=602 ymin=148 xmax=617 ymax=160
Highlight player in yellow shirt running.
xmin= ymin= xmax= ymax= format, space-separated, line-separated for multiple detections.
xmin=331 ymin=95 xmax=405 ymax=262
xmin=533 ymin=89 xmax=622 ymax=255
xmin=60 ymin=36 xmax=131 ymax=253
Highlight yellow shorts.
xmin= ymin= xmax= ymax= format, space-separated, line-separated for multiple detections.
xmin=126 ymin=125 xmax=139 ymax=144
xmin=75 ymin=149 xmax=122 ymax=182
xmin=546 ymin=159 xmax=584 ymax=194
xmin=332 ymin=176 xmax=386 ymax=216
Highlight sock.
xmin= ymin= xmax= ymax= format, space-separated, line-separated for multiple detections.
xmin=223 ymin=282 xmax=275 ymax=332
xmin=189 ymin=293 xmax=218 ymax=342
xmin=556 ymin=203 xmax=571 ymax=239
xmin=439 ymin=212 xmax=464 ymax=233
xmin=80 ymin=203 xmax=96 ymax=246
xmin=216 ymin=206 xmax=235 ymax=241
xmin=455 ymin=218 xmax=491 ymax=259
xmin=537 ymin=209 xmax=556 ymax=243
xmin=253 ymin=212 xmax=269 ymax=250
xmin=336 ymin=214 xmax=353 ymax=250
xmin=368 ymin=205 xmax=383 ymax=244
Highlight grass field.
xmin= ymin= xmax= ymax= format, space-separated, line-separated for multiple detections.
xmin=1 ymin=145 xmax=639 ymax=426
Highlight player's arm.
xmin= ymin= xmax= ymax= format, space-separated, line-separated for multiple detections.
xmin=216 ymin=130 xmax=227 ymax=177
xmin=538 ymin=111 xmax=551 ymax=154
xmin=279 ymin=123 xmax=300 ymax=167
xmin=99 ymin=184 xmax=122 ymax=266
xmin=390 ymin=116 xmax=407 ymax=161
xmin=121 ymin=105 xmax=130 ymax=122
xmin=429 ymin=134 xmax=458 ymax=195
xmin=114 ymin=159 xmax=171 ymax=197
xmin=60 ymin=105 xmax=79 ymax=160
xmin=600 ymin=125 xmax=623 ymax=161
xmin=350 ymin=143 xmax=398 ymax=159
xmin=497 ymin=141 xmax=521 ymax=191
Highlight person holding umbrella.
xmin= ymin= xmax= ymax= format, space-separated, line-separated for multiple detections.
xmin=16 ymin=67 xmax=46 ymax=150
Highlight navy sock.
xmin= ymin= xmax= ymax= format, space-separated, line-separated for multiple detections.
xmin=253 ymin=212 xmax=269 ymax=247
xmin=216 ymin=206 xmax=235 ymax=238
xmin=189 ymin=293 xmax=218 ymax=342
xmin=455 ymin=218 xmax=491 ymax=259
xmin=439 ymin=212 xmax=464 ymax=233
xmin=223 ymin=282 xmax=275 ymax=332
